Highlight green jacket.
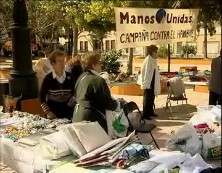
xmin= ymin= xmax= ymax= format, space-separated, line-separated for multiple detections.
xmin=72 ymin=70 xmax=117 ymax=131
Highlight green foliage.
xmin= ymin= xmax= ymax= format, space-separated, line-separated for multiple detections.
xmin=101 ymin=50 xmax=122 ymax=74
xmin=181 ymin=44 xmax=197 ymax=58
xmin=176 ymin=0 xmax=220 ymax=36
xmin=158 ymin=45 xmax=169 ymax=58
xmin=0 ymin=0 xmax=67 ymax=48
xmin=0 ymin=0 xmax=13 ymax=38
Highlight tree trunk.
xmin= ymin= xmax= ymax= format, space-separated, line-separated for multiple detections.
xmin=67 ymin=27 xmax=72 ymax=56
xmin=203 ymin=14 xmax=208 ymax=58
xmin=36 ymin=34 xmax=44 ymax=52
xmin=144 ymin=46 xmax=149 ymax=56
xmin=220 ymin=18 xmax=222 ymax=52
xmin=100 ymin=38 xmax=104 ymax=52
xmin=127 ymin=48 xmax=133 ymax=75
xmin=72 ymin=27 xmax=78 ymax=56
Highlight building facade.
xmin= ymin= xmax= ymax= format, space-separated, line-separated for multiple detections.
xmin=60 ymin=25 xmax=221 ymax=58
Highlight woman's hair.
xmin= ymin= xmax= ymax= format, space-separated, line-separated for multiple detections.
xmin=81 ymin=53 xmax=100 ymax=71
xmin=44 ymin=46 xmax=54 ymax=57
xmin=48 ymin=49 xmax=66 ymax=64
xmin=66 ymin=54 xmax=82 ymax=67
xmin=147 ymin=45 xmax=158 ymax=55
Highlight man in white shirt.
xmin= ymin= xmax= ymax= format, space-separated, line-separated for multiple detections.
xmin=137 ymin=45 xmax=161 ymax=120
xmin=33 ymin=46 xmax=54 ymax=91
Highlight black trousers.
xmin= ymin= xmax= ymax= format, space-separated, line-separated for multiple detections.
xmin=143 ymin=70 xmax=155 ymax=118
xmin=209 ymin=91 xmax=221 ymax=105
xmin=143 ymin=88 xmax=155 ymax=117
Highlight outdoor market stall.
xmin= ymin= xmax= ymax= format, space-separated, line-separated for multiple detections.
xmin=1 ymin=104 xmax=221 ymax=173
xmin=0 ymin=111 xmax=74 ymax=172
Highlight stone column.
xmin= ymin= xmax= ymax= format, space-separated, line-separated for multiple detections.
xmin=9 ymin=0 xmax=38 ymax=99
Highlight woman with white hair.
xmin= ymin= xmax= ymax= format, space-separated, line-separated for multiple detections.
xmin=137 ymin=45 xmax=161 ymax=120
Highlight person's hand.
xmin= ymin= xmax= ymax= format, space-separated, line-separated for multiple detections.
xmin=67 ymin=96 xmax=76 ymax=107
xmin=47 ymin=112 xmax=56 ymax=120
xmin=116 ymin=98 xmax=127 ymax=109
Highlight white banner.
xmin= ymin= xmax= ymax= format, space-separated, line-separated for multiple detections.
xmin=114 ymin=8 xmax=199 ymax=49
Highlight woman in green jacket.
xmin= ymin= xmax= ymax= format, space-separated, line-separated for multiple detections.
xmin=72 ymin=53 xmax=119 ymax=131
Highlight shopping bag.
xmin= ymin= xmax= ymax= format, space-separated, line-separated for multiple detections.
xmin=106 ymin=110 xmax=129 ymax=138
xmin=202 ymin=132 xmax=221 ymax=160
xmin=166 ymin=123 xmax=202 ymax=156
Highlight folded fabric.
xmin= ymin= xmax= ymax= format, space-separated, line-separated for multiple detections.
xmin=33 ymin=131 xmax=72 ymax=160
xmin=59 ymin=123 xmax=87 ymax=156
xmin=119 ymin=143 xmax=149 ymax=160
xmin=74 ymin=131 xmax=137 ymax=167
xmin=128 ymin=160 xmax=159 ymax=173
xmin=73 ymin=121 xmax=112 ymax=153
xmin=18 ymin=129 xmax=56 ymax=146
xmin=78 ymin=137 xmax=128 ymax=162
xmin=58 ymin=121 xmax=112 ymax=158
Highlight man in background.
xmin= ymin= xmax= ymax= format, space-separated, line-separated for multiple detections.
xmin=209 ymin=49 xmax=221 ymax=105
xmin=33 ymin=46 xmax=54 ymax=90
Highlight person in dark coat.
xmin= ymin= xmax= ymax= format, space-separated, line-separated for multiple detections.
xmin=209 ymin=49 xmax=221 ymax=105
xmin=72 ymin=53 xmax=119 ymax=131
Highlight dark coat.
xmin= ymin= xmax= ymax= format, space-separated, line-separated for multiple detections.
xmin=209 ymin=56 xmax=221 ymax=95
xmin=70 ymin=64 xmax=83 ymax=87
xmin=72 ymin=70 xmax=117 ymax=131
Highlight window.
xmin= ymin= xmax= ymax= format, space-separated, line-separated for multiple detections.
xmin=80 ymin=41 xmax=88 ymax=52
xmin=177 ymin=42 xmax=182 ymax=54
xmin=111 ymin=40 xmax=115 ymax=50
xmin=84 ymin=41 xmax=88 ymax=52
xmin=105 ymin=40 xmax=110 ymax=51
xmin=207 ymin=41 xmax=219 ymax=54
xmin=80 ymin=41 xmax=84 ymax=53
xmin=93 ymin=40 xmax=101 ymax=51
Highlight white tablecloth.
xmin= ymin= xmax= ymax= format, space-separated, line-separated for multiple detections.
xmin=0 ymin=137 xmax=73 ymax=173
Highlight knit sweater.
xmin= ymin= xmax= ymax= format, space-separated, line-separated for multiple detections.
xmin=39 ymin=72 xmax=74 ymax=119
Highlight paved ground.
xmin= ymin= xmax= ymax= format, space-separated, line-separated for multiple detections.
xmin=112 ymin=88 xmax=209 ymax=148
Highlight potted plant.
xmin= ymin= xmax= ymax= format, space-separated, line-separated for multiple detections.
xmin=101 ymin=50 xmax=122 ymax=80
xmin=181 ymin=44 xmax=197 ymax=58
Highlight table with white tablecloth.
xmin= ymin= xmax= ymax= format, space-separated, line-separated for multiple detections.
xmin=0 ymin=137 xmax=74 ymax=173
xmin=1 ymin=106 xmax=221 ymax=173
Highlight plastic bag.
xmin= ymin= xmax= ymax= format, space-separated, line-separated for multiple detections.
xmin=178 ymin=153 xmax=212 ymax=173
xmin=196 ymin=105 xmax=221 ymax=123
xmin=166 ymin=123 xmax=202 ymax=156
xmin=202 ymin=132 xmax=221 ymax=160
xmin=106 ymin=110 xmax=129 ymax=138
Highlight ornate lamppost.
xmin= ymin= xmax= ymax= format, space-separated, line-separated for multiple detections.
xmin=9 ymin=0 xmax=38 ymax=99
